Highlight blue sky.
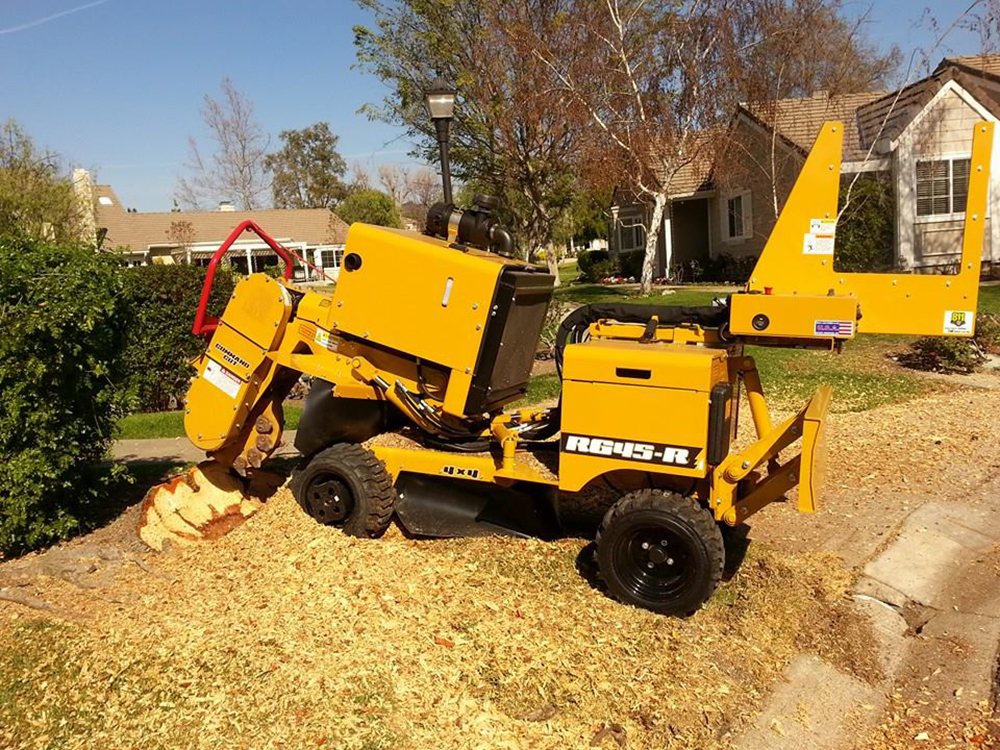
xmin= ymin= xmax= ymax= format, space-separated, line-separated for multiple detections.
xmin=0 ymin=0 xmax=988 ymax=211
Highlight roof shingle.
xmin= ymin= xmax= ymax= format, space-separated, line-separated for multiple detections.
xmin=95 ymin=185 xmax=349 ymax=253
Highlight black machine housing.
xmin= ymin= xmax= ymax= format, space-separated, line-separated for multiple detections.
xmin=466 ymin=265 xmax=554 ymax=414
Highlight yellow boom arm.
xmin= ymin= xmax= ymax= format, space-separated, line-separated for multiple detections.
xmin=744 ymin=121 xmax=993 ymax=337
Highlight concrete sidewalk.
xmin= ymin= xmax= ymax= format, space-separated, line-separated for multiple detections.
xmin=113 ymin=431 xmax=299 ymax=464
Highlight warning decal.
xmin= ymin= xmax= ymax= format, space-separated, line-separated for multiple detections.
xmin=314 ymin=327 xmax=337 ymax=351
xmin=803 ymin=218 xmax=837 ymax=255
xmin=943 ymin=310 xmax=974 ymax=335
xmin=203 ymin=359 xmax=242 ymax=398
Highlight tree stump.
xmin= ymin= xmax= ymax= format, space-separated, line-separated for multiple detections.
xmin=138 ymin=461 xmax=273 ymax=551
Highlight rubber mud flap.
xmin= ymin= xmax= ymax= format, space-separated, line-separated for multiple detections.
xmin=394 ymin=473 xmax=561 ymax=540
xmin=294 ymin=379 xmax=395 ymax=457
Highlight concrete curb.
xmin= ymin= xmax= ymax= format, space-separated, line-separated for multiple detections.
xmin=738 ymin=499 xmax=1000 ymax=749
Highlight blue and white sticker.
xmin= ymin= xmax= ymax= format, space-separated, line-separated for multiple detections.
xmin=814 ymin=319 xmax=854 ymax=337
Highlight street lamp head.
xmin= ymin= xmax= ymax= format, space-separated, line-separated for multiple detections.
xmin=424 ymin=75 xmax=456 ymax=120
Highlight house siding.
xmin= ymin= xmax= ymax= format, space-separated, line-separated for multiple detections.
xmin=710 ymin=115 xmax=803 ymax=259
xmin=896 ymin=85 xmax=999 ymax=269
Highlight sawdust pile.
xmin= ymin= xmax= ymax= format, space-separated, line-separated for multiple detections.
xmin=0 ymin=487 xmax=871 ymax=750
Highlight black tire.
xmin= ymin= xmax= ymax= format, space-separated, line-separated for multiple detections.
xmin=290 ymin=443 xmax=395 ymax=538
xmin=596 ymin=489 xmax=724 ymax=616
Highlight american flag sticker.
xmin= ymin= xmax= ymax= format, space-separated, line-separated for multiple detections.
xmin=814 ymin=319 xmax=854 ymax=337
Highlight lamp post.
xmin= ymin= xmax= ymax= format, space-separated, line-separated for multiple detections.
xmin=424 ymin=75 xmax=456 ymax=205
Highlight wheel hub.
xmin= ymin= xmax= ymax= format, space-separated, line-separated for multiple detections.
xmin=615 ymin=526 xmax=692 ymax=601
xmin=307 ymin=476 xmax=354 ymax=524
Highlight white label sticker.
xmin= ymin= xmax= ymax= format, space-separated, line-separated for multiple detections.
xmin=943 ymin=310 xmax=974 ymax=335
xmin=314 ymin=327 xmax=336 ymax=351
xmin=804 ymin=218 xmax=836 ymax=255
xmin=203 ymin=359 xmax=242 ymax=398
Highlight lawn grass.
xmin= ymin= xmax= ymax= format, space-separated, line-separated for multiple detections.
xmin=748 ymin=336 xmax=929 ymax=413
xmin=117 ymin=405 xmax=303 ymax=440
xmin=515 ymin=373 xmax=561 ymax=406
xmin=978 ymin=283 xmax=1000 ymax=315
xmin=558 ymin=260 xmax=581 ymax=286
xmin=556 ymin=282 xmax=720 ymax=306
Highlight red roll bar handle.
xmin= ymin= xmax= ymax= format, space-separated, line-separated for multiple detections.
xmin=192 ymin=220 xmax=294 ymax=338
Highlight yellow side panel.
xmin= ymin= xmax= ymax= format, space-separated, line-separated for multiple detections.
xmin=330 ymin=224 xmax=510 ymax=371
xmin=559 ymin=379 xmax=710 ymax=492
xmin=729 ymin=294 xmax=859 ymax=339
xmin=562 ymin=339 xmax=727 ymax=392
xmin=747 ymin=121 xmax=993 ymax=336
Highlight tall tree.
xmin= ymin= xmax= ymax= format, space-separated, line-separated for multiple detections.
xmin=0 ymin=119 xmax=84 ymax=242
xmin=378 ymin=163 xmax=412 ymax=205
xmin=530 ymin=0 xmax=754 ymax=292
xmin=406 ymin=167 xmax=443 ymax=211
xmin=529 ymin=0 xmax=898 ymax=293
xmin=177 ymin=78 xmax=270 ymax=210
xmin=264 ymin=122 xmax=348 ymax=209
xmin=354 ymin=0 xmax=580 ymax=261
xmin=717 ymin=1 xmax=900 ymax=222
xmin=336 ymin=188 xmax=402 ymax=228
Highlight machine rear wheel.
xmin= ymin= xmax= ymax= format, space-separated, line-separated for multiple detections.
xmin=596 ymin=489 xmax=723 ymax=616
xmin=291 ymin=443 xmax=395 ymax=538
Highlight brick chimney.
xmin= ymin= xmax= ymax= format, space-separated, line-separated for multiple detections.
xmin=72 ymin=169 xmax=98 ymax=245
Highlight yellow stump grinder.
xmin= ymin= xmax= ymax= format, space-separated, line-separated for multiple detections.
xmin=168 ymin=121 xmax=993 ymax=615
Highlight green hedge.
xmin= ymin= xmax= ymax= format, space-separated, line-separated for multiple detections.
xmin=123 ymin=264 xmax=236 ymax=412
xmin=681 ymin=253 xmax=757 ymax=284
xmin=0 ymin=234 xmax=132 ymax=556
xmin=577 ymin=249 xmax=647 ymax=282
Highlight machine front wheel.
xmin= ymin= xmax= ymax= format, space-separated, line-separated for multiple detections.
xmin=291 ymin=443 xmax=396 ymax=538
xmin=596 ymin=490 xmax=724 ymax=616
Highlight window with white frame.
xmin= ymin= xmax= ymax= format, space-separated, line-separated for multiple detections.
xmin=618 ymin=218 xmax=646 ymax=251
xmin=723 ymin=190 xmax=752 ymax=241
xmin=916 ymin=157 xmax=970 ymax=217
xmin=318 ymin=247 xmax=345 ymax=268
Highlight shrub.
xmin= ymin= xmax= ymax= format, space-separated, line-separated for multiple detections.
xmin=834 ymin=175 xmax=895 ymax=273
xmin=898 ymin=337 xmax=984 ymax=374
xmin=690 ymin=253 xmax=757 ymax=284
xmin=976 ymin=312 xmax=1000 ymax=354
xmin=0 ymin=233 xmax=132 ymax=556
xmin=588 ymin=258 xmax=619 ymax=281
xmin=123 ymin=264 xmax=237 ymax=412
xmin=898 ymin=312 xmax=999 ymax=374
xmin=619 ymin=250 xmax=645 ymax=280
xmin=577 ymin=249 xmax=610 ymax=281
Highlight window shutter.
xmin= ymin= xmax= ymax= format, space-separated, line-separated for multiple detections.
xmin=952 ymin=159 xmax=971 ymax=213
xmin=742 ymin=190 xmax=753 ymax=239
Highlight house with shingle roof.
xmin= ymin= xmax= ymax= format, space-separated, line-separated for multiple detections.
xmin=610 ymin=55 xmax=1000 ymax=276
xmin=84 ymin=178 xmax=350 ymax=281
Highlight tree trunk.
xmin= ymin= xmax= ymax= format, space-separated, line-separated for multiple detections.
xmin=546 ymin=243 xmax=561 ymax=286
xmin=640 ymin=193 xmax=668 ymax=295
